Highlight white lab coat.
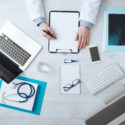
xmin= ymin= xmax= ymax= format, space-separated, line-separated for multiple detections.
xmin=25 ymin=0 xmax=101 ymax=25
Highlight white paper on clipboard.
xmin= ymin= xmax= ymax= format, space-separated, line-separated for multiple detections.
xmin=49 ymin=11 xmax=79 ymax=53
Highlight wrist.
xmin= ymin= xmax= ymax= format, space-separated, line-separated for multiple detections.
xmin=39 ymin=22 xmax=46 ymax=27
xmin=80 ymin=25 xmax=89 ymax=30
xmin=79 ymin=25 xmax=90 ymax=31
xmin=33 ymin=17 xmax=46 ymax=26
xmin=79 ymin=20 xmax=93 ymax=29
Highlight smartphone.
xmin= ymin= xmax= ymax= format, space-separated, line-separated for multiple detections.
xmin=89 ymin=46 xmax=100 ymax=63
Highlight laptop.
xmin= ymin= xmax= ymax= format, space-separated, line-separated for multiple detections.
xmin=85 ymin=96 xmax=125 ymax=125
xmin=0 ymin=22 xmax=42 ymax=83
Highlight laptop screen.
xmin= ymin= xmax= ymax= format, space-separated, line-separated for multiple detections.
xmin=107 ymin=113 xmax=125 ymax=125
xmin=86 ymin=96 xmax=125 ymax=125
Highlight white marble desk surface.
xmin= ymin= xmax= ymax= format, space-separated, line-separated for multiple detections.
xmin=0 ymin=0 xmax=125 ymax=125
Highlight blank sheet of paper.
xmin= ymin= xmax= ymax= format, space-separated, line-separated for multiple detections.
xmin=60 ymin=64 xmax=80 ymax=94
xmin=49 ymin=11 xmax=79 ymax=53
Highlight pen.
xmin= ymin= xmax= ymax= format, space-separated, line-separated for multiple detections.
xmin=43 ymin=30 xmax=56 ymax=38
xmin=64 ymin=59 xmax=79 ymax=63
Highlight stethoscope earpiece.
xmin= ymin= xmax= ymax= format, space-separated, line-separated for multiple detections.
xmin=10 ymin=82 xmax=17 ymax=89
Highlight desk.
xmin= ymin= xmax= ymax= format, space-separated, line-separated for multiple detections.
xmin=0 ymin=0 xmax=125 ymax=125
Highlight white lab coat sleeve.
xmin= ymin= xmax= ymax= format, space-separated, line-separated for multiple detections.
xmin=80 ymin=0 xmax=101 ymax=24
xmin=25 ymin=0 xmax=45 ymax=21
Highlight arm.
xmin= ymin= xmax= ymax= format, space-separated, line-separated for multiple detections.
xmin=76 ymin=0 xmax=101 ymax=49
xmin=80 ymin=0 xmax=101 ymax=26
xmin=25 ymin=0 xmax=56 ymax=39
xmin=25 ymin=0 xmax=45 ymax=24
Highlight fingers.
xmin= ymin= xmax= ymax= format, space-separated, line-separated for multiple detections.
xmin=42 ymin=30 xmax=56 ymax=40
xmin=43 ymin=32 xmax=55 ymax=39
xmin=75 ymin=32 xmax=79 ymax=41
xmin=40 ymin=23 xmax=56 ymax=40
xmin=48 ymin=27 xmax=56 ymax=38
xmin=86 ymin=37 xmax=90 ymax=46
xmin=78 ymin=35 xmax=89 ymax=50
xmin=78 ymin=37 xmax=86 ymax=49
xmin=81 ymin=37 xmax=86 ymax=49
xmin=78 ymin=35 xmax=82 ymax=49
xmin=78 ymin=33 xmax=86 ymax=49
xmin=43 ymin=28 xmax=56 ymax=39
xmin=76 ymin=26 xmax=90 ymax=50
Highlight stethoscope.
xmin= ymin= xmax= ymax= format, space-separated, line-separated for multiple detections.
xmin=2 ymin=82 xmax=35 ymax=104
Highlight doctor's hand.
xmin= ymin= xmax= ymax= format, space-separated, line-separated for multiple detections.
xmin=75 ymin=25 xmax=90 ymax=50
xmin=39 ymin=22 xmax=56 ymax=39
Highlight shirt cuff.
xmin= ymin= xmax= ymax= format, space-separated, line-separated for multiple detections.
xmin=33 ymin=17 xmax=45 ymax=26
xmin=80 ymin=20 xmax=93 ymax=29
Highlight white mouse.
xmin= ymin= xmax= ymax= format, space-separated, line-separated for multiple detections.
xmin=37 ymin=62 xmax=51 ymax=74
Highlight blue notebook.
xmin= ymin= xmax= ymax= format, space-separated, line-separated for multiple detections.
xmin=103 ymin=7 xmax=125 ymax=52
xmin=0 ymin=76 xmax=47 ymax=115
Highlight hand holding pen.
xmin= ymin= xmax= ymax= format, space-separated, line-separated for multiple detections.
xmin=39 ymin=22 xmax=56 ymax=39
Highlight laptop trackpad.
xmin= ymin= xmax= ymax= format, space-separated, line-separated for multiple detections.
xmin=0 ymin=65 xmax=15 ymax=83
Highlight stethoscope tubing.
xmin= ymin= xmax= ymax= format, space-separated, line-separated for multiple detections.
xmin=2 ymin=82 xmax=35 ymax=103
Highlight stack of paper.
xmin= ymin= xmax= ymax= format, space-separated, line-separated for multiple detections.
xmin=60 ymin=64 xmax=81 ymax=94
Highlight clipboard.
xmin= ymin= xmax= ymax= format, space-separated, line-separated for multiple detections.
xmin=48 ymin=11 xmax=80 ymax=53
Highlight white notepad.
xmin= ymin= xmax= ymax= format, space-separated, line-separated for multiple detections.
xmin=49 ymin=11 xmax=79 ymax=53
xmin=60 ymin=64 xmax=80 ymax=94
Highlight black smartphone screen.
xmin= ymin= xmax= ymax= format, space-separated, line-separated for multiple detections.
xmin=89 ymin=46 xmax=100 ymax=62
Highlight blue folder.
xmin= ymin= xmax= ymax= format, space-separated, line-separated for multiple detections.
xmin=104 ymin=7 xmax=125 ymax=52
xmin=0 ymin=76 xmax=47 ymax=115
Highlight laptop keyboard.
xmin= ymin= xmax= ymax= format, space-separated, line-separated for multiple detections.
xmin=0 ymin=33 xmax=31 ymax=66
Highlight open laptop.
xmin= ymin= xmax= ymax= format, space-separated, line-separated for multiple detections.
xmin=85 ymin=96 xmax=125 ymax=125
xmin=0 ymin=22 xmax=42 ymax=83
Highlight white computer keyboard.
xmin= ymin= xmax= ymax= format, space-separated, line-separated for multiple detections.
xmin=86 ymin=63 xmax=125 ymax=95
